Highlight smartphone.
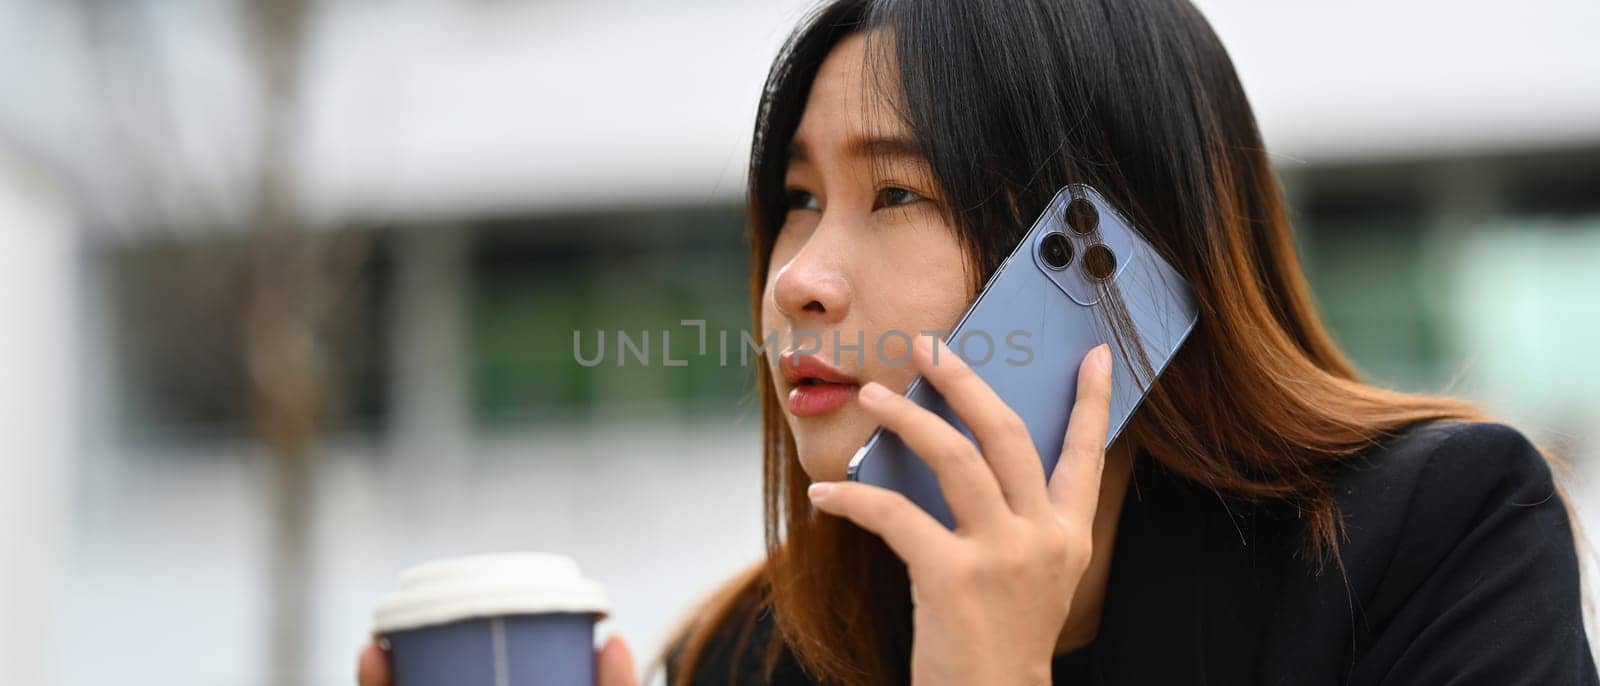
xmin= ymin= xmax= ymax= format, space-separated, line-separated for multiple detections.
xmin=844 ymin=183 xmax=1199 ymax=529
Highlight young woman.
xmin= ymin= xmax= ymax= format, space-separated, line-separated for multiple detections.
xmin=360 ymin=0 xmax=1598 ymax=684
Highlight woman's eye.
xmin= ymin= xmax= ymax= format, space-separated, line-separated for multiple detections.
xmin=875 ymin=186 xmax=923 ymax=209
xmin=783 ymin=186 xmax=923 ymax=212
xmin=785 ymin=188 xmax=820 ymax=211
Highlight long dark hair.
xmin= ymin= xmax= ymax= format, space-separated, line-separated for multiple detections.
xmin=652 ymin=1 xmax=1555 ymax=684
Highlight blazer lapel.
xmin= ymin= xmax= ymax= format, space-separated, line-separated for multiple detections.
xmin=1087 ymin=453 xmax=1277 ymax=684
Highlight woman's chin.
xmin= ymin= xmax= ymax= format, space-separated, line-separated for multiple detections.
xmin=791 ymin=442 xmax=837 ymax=482
xmin=787 ymin=412 xmax=876 ymax=479
xmin=794 ymin=428 xmax=876 ymax=484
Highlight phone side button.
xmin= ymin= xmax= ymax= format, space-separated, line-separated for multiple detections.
xmin=845 ymin=445 xmax=869 ymax=481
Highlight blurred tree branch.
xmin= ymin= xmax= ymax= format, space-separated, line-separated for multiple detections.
xmin=71 ymin=1 xmax=373 ymax=681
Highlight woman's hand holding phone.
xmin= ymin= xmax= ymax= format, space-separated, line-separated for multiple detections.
xmin=807 ymin=335 xmax=1114 ymax=686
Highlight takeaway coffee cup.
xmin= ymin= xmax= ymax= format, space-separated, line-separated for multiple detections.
xmin=372 ymin=552 xmax=610 ymax=686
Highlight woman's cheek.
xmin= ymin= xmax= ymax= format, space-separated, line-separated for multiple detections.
xmin=758 ymin=275 xmax=784 ymax=336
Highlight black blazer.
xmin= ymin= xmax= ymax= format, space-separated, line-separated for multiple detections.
xmin=668 ymin=420 xmax=1598 ymax=685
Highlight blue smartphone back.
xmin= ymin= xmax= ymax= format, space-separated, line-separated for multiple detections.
xmin=844 ymin=184 xmax=1199 ymax=529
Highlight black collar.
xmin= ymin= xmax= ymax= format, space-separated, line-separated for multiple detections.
xmin=1074 ymin=453 xmax=1289 ymax=684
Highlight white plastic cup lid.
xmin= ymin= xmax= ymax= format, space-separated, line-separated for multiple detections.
xmin=372 ymin=552 xmax=609 ymax=634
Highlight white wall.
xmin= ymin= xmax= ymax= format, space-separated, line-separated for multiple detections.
xmin=0 ymin=150 xmax=76 ymax=685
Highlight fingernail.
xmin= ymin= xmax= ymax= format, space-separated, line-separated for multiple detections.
xmin=1094 ymin=344 xmax=1112 ymax=372
xmin=860 ymin=382 xmax=890 ymax=401
xmin=808 ymin=482 xmax=834 ymax=500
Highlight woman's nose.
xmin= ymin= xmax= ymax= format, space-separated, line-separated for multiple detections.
xmin=772 ymin=248 xmax=851 ymax=326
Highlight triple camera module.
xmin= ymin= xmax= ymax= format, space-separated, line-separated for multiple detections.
xmin=1040 ymin=197 xmax=1117 ymax=281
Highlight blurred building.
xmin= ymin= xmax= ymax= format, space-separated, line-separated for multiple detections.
xmin=1 ymin=1 xmax=1597 ymax=684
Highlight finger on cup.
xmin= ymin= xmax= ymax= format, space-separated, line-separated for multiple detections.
xmin=598 ymin=634 xmax=640 ymax=686
xmin=357 ymin=640 xmax=390 ymax=686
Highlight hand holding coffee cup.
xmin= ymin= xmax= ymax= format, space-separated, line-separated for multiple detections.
xmin=360 ymin=553 xmax=636 ymax=686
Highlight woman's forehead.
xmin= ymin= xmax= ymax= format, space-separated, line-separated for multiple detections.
xmin=789 ymin=35 xmax=918 ymax=169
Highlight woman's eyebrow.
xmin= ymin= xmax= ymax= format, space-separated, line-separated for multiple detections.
xmin=787 ymin=134 xmax=925 ymax=164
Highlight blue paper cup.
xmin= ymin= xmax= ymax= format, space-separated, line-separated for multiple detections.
xmin=373 ymin=553 xmax=609 ymax=686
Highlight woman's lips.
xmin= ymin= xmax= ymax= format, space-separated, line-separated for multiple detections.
xmin=779 ymin=351 xmax=860 ymax=417
xmin=788 ymin=381 xmax=860 ymax=416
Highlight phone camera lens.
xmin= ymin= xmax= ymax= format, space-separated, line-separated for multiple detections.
xmin=1040 ymin=233 xmax=1074 ymax=270
xmin=1067 ymin=198 xmax=1098 ymax=235
xmin=1084 ymin=244 xmax=1118 ymax=281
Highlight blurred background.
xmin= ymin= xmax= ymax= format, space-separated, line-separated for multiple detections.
xmin=1 ymin=0 xmax=1597 ymax=683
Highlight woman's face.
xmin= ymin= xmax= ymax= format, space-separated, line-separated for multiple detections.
xmin=761 ymin=32 xmax=975 ymax=483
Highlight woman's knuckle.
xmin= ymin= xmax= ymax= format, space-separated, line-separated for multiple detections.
xmin=982 ymin=410 xmax=1026 ymax=439
xmin=1038 ymin=530 xmax=1071 ymax=563
xmin=1000 ymin=409 xmax=1028 ymax=435
xmin=1065 ymin=443 xmax=1103 ymax=467
xmin=947 ymin=357 xmax=976 ymax=379
xmin=868 ymin=493 xmax=905 ymax=523
xmin=945 ymin=556 xmax=983 ymax=586
xmin=961 ymin=441 xmax=987 ymax=463
xmin=1062 ymin=533 xmax=1093 ymax=568
xmin=999 ymin=546 xmax=1033 ymax=579
xmin=937 ymin=441 xmax=980 ymax=467
xmin=1068 ymin=549 xmax=1092 ymax=576
xmin=972 ymin=538 xmax=1029 ymax=579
